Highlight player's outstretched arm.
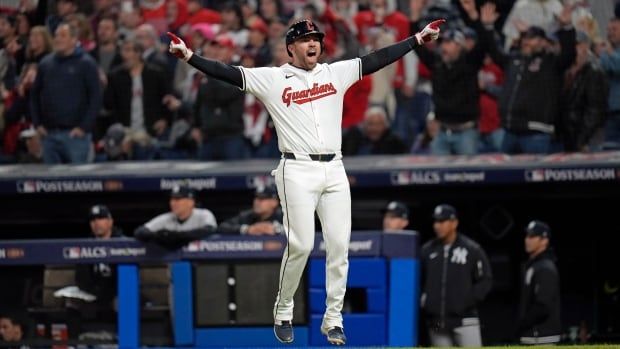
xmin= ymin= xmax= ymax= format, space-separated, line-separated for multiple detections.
xmin=167 ymin=32 xmax=243 ymax=88
xmin=360 ymin=19 xmax=445 ymax=76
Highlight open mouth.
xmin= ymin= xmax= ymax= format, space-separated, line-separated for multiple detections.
xmin=307 ymin=49 xmax=317 ymax=57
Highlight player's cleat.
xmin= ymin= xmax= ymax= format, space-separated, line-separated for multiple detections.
xmin=273 ymin=321 xmax=294 ymax=344
xmin=322 ymin=326 xmax=346 ymax=345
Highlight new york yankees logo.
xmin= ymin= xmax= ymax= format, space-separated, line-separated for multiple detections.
xmin=451 ymin=247 xmax=468 ymax=265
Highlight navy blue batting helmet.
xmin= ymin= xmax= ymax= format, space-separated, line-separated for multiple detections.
xmin=285 ymin=19 xmax=325 ymax=57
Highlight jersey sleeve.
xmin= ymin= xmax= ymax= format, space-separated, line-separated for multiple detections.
xmin=144 ymin=213 xmax=170 ymax=232
xmin=238 ymin=66 xmax=276 ymax=99
xmin=203 ymin=209 xmax=218 ymax=228
xmin=329 ymin=58 xmax=362 ymax=91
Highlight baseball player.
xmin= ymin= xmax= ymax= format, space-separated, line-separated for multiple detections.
xmin=167 ymin=18 xmax=445 ymax=345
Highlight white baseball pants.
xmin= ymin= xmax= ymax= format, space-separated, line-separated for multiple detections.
xmin=272 ymin=157 xmax=351 ymax=330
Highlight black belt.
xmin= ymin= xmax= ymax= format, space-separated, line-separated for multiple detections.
xmin=283 ymin=152 xmax=336 ymax=162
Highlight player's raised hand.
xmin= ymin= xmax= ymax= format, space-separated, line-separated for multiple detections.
xmin=415 ymin=19 xmax=446 ymax=44
xmin=167 ymin=32 xmax=193 ymax=61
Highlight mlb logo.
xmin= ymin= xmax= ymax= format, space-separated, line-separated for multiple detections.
xmin=391 ymin=171 xmax=410 ymax=185
xmin=18 ymin=181 xmax=36 ymax=193
xmin=68 ymin=247 xmax=80 ymax=259
xmin=186 ymin=241 xmax=200 ymax=252
xmin=526 ymin=169 xmax=544 ymax=182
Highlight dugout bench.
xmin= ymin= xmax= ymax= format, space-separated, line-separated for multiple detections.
xmin=0 ymin=231 xmax=419 ymax=348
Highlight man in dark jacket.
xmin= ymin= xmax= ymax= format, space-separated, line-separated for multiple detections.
xmin=104 ymin=38 xmax=172 ymax=160
xmin=411 ymin=15 xmax=488 ymax=155
xmin=478 ymin=3 xmax=575 ymax=154
xmin=420 ymin=204 xmax=492 ymax=347
xmin=219 ymin=185 xmax=284 ymax=235
xmin=560 ymin=31 xmax=609 ymax=151
xmin=193 ymin=35 xmax=247 ymax=160
xmin=518 ymin=220 xmax=561 ymax=345
xmin=30 ymin=22 xmax=102 ymax=164
xmin=342 ymin=106 xmax=407 ymax=156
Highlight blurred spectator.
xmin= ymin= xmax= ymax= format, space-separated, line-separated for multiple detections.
xmin=219 ymin=185 xmax=284 ymax=235
xmin=2 ymin=63 xmax=37 ymax=160
xmin=241 ymin=54 xmax=278 ymax=158
xmin=30 ymin=23 xmax=102 ymax=164
xmin=16 ymin=127 xmax=43 ymax=163
xmin=259 ymin=0 xmax=284 ymax=24
xmin=420 ymin=204 xmax=492 ymax=347
xmin=366 ymin=27 xmax=396 ymax=119
xmin=409 ymin=0 xmax=465 ymax=32
xmin=103 ymin=38 xmax=173 ymax=160
xmin=134 ymin=185 xmax=217 ymax=248
xmin=66 ymin=13 xmax=96 ymax=52
xmin=173 ymin=23 xmax=215 ymax=104
xmin=357 ymin=0 xmax=418 ymax=146
xmin=270 ymin=40 xmax=289 ymax=66
xmin=0 ymin=312 xmax=27 ymax=347
xmin=165 ymin=0 xmax=189 ymax=35
xmin=560 ymin=31 xmax=608 ymax=152
xmin=240 ymin=0 xmax=261 ymax=28
xmin=140 ymin=0 xmax=169 ymax=34
xmin=382 ymin=200 xmax=409 ymax=232
xmin=342 ymin=106 xmax=407 ymax=156
xmin=135 ymin=23 xmax=169 ymax=72
xmin=118 ymin=1 xmax=144 ymax=40
xmin=186 ymin=0 xmax=221 ymax=26
xmin=90 ymin=0 xmax=120 ymax=37
xmin=24 ymin=26 xmax=52 ymax=64
xmin=0 ymin=14 xmax=18 ymax=90
xmin=193 ymin=35 xmax=247 ymax=160
xmin=342 ymin=74 xmax=372 ymax=130
xmin=245 ymin=18 xmax=271 ymax=67
xmin=46 ymin=0 xmax=78 ymax=35
xmin=502 ymin=0 xmax=563 ymax=50
xmin=267 ymin=17 xmax=288 ymax=47
xmin=599 ymin=17 xmax=620 ymax=148
xmin=220 ymin=1 xmax=249 ymax=48
xmin=478 ymin=54 xmax=504 ymax=153
xmin=482 ymin=3 xmax=576 ymax=154
xmin=411 ymin=111 xmax=439 ymax=155
xmin=92 ymin=16 xmax=123 ymax=75
xmin=518 ymin=220 xmax=561 ymax=345
xmin=413 ymin=0 xmax=488 ymax=156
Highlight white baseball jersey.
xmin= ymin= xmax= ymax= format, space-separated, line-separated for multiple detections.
xmin=238 ymin=59 xmax=362 ymax=154
xmin=145 ymin=208 xmax=217 ymax=232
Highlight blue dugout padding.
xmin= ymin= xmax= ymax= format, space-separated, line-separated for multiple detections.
xmin=0 ymin=231 xmax=419 ymax=348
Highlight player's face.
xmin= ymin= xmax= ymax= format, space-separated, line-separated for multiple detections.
xmin=90 ymin=217 xmax=113 ymax=238
xmin=383 ymin=214 xmax=408 ymax=232
xmin=433 ymin=219 xmax=457 ymax=240
xmin=253 ymin=197 xmax=279 ymax=217
xmin=0 ymin=318 xmax=20 ymax=342
xmin=289 ymin=34 xmax=322 ymax=69
xmin=525 ymin=235 xmax=547 ymax=255
xmin=170 ymin=197 xmax=195 ymax=219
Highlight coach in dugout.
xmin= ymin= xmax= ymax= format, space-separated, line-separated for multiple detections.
xmin=420 ymin=204 xmax=492 ymax=347
xmin=517 ymin=220 xmax=561 ymax=345
xmin=218 ymin=185 xmax=284 ymax=235
xmin=134 ymin=185 xmax=217 ymax=248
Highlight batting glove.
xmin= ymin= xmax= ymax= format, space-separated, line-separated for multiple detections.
xmin=167 ymin=32 xmax=193 ymax=61
xmin=414 ymin=19 xmax=446 ymax=45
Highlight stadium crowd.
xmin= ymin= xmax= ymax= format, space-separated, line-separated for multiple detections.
xmin=0 ymin=0 xmax=619 ymax=164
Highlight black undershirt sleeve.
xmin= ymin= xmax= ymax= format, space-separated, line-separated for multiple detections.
xmin=187 ymin=54 xmax=244 ymax=88
xmin=360 ymin=37 xmax=418 ymax=76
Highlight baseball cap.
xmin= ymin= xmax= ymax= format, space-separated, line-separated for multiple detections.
xmin=19 ymin=127 xmax=37 ymax=139
xmin=214 ymin=35 xmax=236 ymax=49
xmin=525 ymin=220 xmax=551 ymax=239
xmin=255 ymin=185 xmax=278 ymax=199
xmin=383 ymin=201 xmax=409 ymax=220
xmin=191 ymin=23 xmax=216 ymax=42
xmin=522 ymin=26 xmax=547 ymax=39
xmin=433 ymin=204 xmax=457 ymax=221
xmin=249 ymin=19 xmax=269 ymax=35
xmin=170 ymin=185 xmax=196 ymax=199
xmin=441 ymin=29 xmax=466 ymax=46
xmin=89 ymin=205 xmax=112 ymax=220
